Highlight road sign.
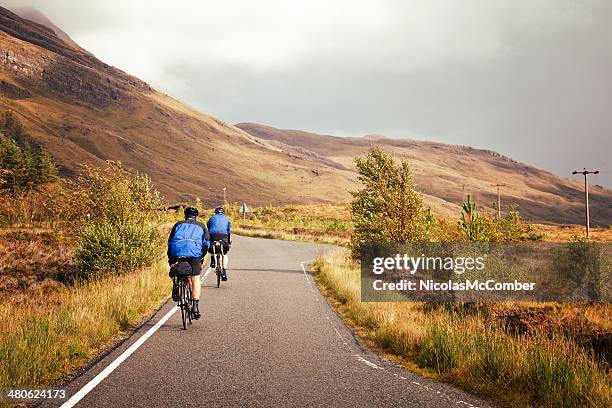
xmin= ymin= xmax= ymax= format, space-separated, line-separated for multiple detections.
xmin=239 ymin=203 xmax=250 ymax=214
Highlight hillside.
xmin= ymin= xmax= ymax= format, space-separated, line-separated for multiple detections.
xmin=0 ymin=6 xmax=357 ymax=205
xmin=236 ymin=123 xmax=612 ymax=225
xmin=1 ymin=6 xmax=610 ymax=225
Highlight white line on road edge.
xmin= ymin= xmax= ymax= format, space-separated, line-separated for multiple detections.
xmin=355 ymin=355 xmax=384 ymax=370
xmin=60 ymin=306 xmax=179 ymax=408
xmin=300 ymin=262 xmax=313 ymax=288
xmin=300 ymin=262 xmax=320 ymax=302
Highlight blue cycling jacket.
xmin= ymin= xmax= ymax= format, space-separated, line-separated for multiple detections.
xmin=167 ymin=217 xmax=209 ymax=259
xmin=207 ymin=213 xmax=231 ymax=238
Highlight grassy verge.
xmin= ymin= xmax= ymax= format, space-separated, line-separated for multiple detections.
xmin=224 ymin=203 xmax=351 ymax=246
xmin=234 ymin=225 xmax=348 ymax=245
xmin=313 ymin=250 xmax=612 ymax=408
xmin=0 ymin=259 xmax=171 ymax=388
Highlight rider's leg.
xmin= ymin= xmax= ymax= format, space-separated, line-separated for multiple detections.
xmin=191 ymin=275 xmax=201 ymax=300
xmin=189 ymin=259 xmax=202 ymax=301
xmin=220 ymin=252 xmax=229 ymax=280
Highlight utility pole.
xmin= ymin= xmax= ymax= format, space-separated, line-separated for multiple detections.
xmin=491 ymin=183 xmax=506 ymax=218
xmin=458 ymin=183 xmax=466 ymax=201
xmin=572 ymin=168 xmax=599 ymax=237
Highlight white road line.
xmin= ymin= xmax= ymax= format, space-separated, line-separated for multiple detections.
xmin=300 ymin=262 xmax=314 ymax=289
xmin=60 ymin=306 xmax=179 ymax=408
xmin=202 ymin=267 xmax=212 ymax=280
xmin=333 ymin=327 xmax=348 ymax=345
xmin=300 ymin=262 xmax=320 ymax=302
xmin=355 ymin=355 xmax=384 ymax=370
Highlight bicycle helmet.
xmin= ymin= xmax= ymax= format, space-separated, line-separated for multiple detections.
xmin=214 ymin=207 xmax=225 ymax=215
xmin=184 ymin=206 xmax=199 ymax=218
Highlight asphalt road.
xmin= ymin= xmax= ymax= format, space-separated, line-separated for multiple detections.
xmin=49 ymin=235 xmax=494 ymax=408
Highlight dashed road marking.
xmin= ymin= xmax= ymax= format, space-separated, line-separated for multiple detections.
xmin=355 ymin=355 xmax=384 ymax=370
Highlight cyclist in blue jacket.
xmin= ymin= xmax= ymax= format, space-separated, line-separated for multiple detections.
xmin=207 ymin=207 xmax=231 ymax=281
xmin=168 ymin=207 xmax=209 ymax=319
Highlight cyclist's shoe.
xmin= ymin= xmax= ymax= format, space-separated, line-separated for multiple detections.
xmin=221 ymin=268 xmax=228 ymax=281
xmin=171 ymin=278 xmax=179 ymax=301
xmin=192 ymin=299 xmax=201 ymax=319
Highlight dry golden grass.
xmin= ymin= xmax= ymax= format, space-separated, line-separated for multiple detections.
xmin=224 ymin=203 xmax=352 ymax=245
xmin=313 ymin=250 xmax=612 ymax=408
xmin=0 ymin=259 xmax=171 ymax=388
xmin=233 ymin=225 xmax=348 ymax=246
xmin=537 ymin=224 xmax=612 ymax=242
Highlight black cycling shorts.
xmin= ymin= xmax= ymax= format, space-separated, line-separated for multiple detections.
xmin=208 ymin=233 xmax=230 ymax=255
xmin=169 ymin=257 xmax=202 ymax=276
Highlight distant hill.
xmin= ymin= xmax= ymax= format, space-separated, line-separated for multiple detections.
xmin=236 ymin=123 xmax=612 ymax=225
xmin=1 ymin=6 xmax=610 ymax=224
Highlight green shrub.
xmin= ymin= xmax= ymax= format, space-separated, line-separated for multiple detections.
xmin=73 ymin=162 xmax=164 ymax=279
xmin=458 ymin=196 xmax=542 ymax=242
xmin=484 ymin=207 xmax=543 ymax=242
xmin=75 ymin=218 xmax=161 ymax=279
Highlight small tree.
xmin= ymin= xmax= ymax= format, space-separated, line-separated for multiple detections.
xmin=350 ymin=147 xmax=435 ymax=258
xmin=34 ymin=148 xmax=58 ymax=184
xmin=459 ymin=194 xmax=486 ymax=241
xmin=0 ymin=111 xmax=58 ymax=193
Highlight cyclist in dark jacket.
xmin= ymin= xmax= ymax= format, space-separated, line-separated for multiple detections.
xmin=206 ymin=207 xmax=231 ymax=281
xmin=168 ymin=206 xmax=209 ymax=319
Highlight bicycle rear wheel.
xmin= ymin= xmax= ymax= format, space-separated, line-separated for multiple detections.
xmin=186 ymin=278 xmax=193 ymax=324
xmin=180 ymin=278 xmax=187 ymax=330
xmin=216 ymin=255 xmax=221 ymax=288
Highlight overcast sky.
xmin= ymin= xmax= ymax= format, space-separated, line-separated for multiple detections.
xmin=4 ymin=0 xmax=612 ymax=186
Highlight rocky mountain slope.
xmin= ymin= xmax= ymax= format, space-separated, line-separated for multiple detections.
xmin=1 ymin=6 xmax=610 ymax=224
xmin=6 ymin=5 xmax=80 ymax=49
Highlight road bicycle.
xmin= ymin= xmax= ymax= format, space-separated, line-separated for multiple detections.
xmin=177 ymin=274 xmax=193 ymax=329
xmin=171 ymin=259 xmax=194 ymax=330
xmin=211 ymin=240 xmax=226 ymax=288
